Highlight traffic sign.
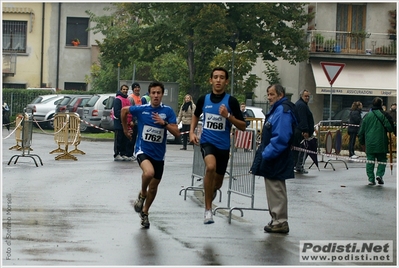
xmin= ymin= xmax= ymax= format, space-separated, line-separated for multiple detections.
xmin=320 ymin=62 xmax=345 ymax=86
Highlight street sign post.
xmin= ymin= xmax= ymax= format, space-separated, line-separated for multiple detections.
xmin=320 ymin=62 xmax=345 ymax=120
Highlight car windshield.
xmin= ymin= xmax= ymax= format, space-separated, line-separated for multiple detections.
xmin=31 ymin=96 xmax=44 ymax=104
xmin=85 ymin=96 xmax=100 ymax=107
xmin=68 ymin=97 xmax=79 ymax=106
xmin=30 ymin=95 xmax=57 ymax=104
xmin=59 ymin=97 xmax=72 ymax=105
xmin=104 ymin=96 xmax=115 ymax=109
xmin=79 ymin=98 xmax=90 ymax=107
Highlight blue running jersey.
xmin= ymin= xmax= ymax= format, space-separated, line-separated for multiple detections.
xmin=129 ymin=103 xmax=177 ymax=161
xmin=200 ymin=94 xmax=231 ymax=150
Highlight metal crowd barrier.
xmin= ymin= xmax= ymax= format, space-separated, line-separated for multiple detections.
xmin=49 ymin=112 xmax=85 ymax=161
xmin=178 ymin=123 xmax=224 ymax=200
xmin=314 ymin=120 xmax=348 ymax=171
xmin=8 ymin=113 xmax=43 ymax=167
xmin=214 ymin=128 xmax=268 ymax=223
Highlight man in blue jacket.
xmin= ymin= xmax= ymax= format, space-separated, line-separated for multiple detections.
xmin=251 ymin=84 xmax=298 ymax=233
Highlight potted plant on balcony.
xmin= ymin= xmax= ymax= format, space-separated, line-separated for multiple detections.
xmin=324 ymin=39 xmax=336 ymax=52
xmin=314 ymin=33 xmax=324 ymax=52
xmin=71 ymin=38 xmax=80 ymax=46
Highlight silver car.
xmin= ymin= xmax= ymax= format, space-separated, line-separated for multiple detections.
xmin=25 ymin=95 xmax=66 ymax=129
xmin=81 ymin=93 xmax=115 ymax=132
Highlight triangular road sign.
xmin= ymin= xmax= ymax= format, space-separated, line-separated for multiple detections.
xmin=320 ymin=62 xmax=345 ymax=86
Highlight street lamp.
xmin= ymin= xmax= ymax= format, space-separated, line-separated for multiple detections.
xmin=230 ymin=33 xmax=238 ymax=96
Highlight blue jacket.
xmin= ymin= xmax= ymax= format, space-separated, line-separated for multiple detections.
xmin=250 ymin=97 xmax=298 ymax=180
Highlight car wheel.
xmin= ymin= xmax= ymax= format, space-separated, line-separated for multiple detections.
xmin=80 ymin=122 xmax=88 ymax=132
xmin=47 ymin=114 xmax=55 ymax=129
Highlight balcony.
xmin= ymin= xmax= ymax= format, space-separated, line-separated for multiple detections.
xmin=307 ymin=30 xmax=396 ymax=61
xmin=2 ymin=53 xmax=17 ymax=77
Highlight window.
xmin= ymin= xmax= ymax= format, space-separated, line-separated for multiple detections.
xmin=64 ymin=82 xmax=86 ymax=91
xmin=2 ymin=83 xmax=26 ymax=89
xmin=66 ymin=17 xmax=89 ymax=46
xmin=336 ymin=4 xmax=366 ymax=52
xmin=3 ymin=21 xmax=27 ymax=53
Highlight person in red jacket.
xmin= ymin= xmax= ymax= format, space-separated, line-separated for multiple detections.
xmin=113 ymin=85 xmax=133 ymax=161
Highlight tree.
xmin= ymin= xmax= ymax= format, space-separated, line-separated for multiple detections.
xmin=87 ymin=3 xmax=311 ymax=99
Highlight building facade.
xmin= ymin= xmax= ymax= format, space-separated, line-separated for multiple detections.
xmin=252 ymin=2 xmax=397 ymax=124
xmin=2 ymin=2 xmax=112 ymax=91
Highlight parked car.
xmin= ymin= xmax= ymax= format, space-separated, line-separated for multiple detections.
xmin=332 ymin=107 xmax=368 ymax=123
xmin=26 ymin=94 xmax=59 ymax=107
xmin=245 ymin=106 xmax=266 ymax=132
xmin=81 ymin=93 xmax=115 ymax=132
xmin=66 ymin=95 xmax=92 ymax=114
xmin=25 ymin=95 xmax=66 ymax=129
xmin=100 ymin=95 xmax=116 ymax=131
xmin=55 ymin=95 xmax=89 ymax=113
xmin=166 ymin=121 xmax=183 ymax=144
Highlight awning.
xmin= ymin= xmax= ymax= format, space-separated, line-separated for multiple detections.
xmin=311 ymin=61 xmax=397 ymax=97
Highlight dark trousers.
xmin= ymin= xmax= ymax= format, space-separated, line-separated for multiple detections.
xmin=127 ymin=124 xmax=138 ymax=157
xmin=3 ymin=110 xmax=10 ymax=131
xmin=292 ymin=128 xmax=305 ymax=170
xmin=348 ymin=132 xmax=357 ymax=157
xmin=114 ymin=129 xmax=129 ymax=157
xmin=181 ymin=124 xmax=190 ymax=148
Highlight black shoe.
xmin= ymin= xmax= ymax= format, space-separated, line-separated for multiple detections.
xmin=376 ymin=176 xmax=384 ymax=185
xmin=368 ymin=180 xmax=376 ymax=186
xmin=295 ymin=169 xmax=308 ymax=174
xmin=264 ymin=221 xmax=289 ymax=233
xmin=140 ymin=211 xmax=150 ymax=229
xmin=134 ymin=193 xmax=146 ymax=213
xmin=180 ymin=147 xmax=187 ymax=150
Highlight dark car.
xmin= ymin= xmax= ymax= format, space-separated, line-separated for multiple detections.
xmin=100 ymin=95 xmax=116 ymax=131
xmin=55 ymin=95 xmax=88 ymax=113
xmin=332 ymin=107 xmax=368 ymax=122
xmin=66 ymin=95 xmax=92 ymax=114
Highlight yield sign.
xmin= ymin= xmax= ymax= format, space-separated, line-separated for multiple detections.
xmin=320 ymin=62 xmax=345 ymax=86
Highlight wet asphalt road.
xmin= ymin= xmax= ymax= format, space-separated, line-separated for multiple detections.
xmin=2 ymin=130 xmax=397 ymax=266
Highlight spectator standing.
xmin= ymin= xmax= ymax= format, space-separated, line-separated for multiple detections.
xmin=113 ymin=85 xmax=133 ymax=161
xmin=141 ymin=92 xmax=150 ymax=105
xmin=250 ymin=84 xmax=298 ymax=234
xmin=388 ymin=103 xmax=397 ymax=127
xmin=127 ymin=82 xmax=142 ymax=160
xmin=3 ymin=102 xmax=10 ymax=131
xmin=177 ymin=94 xmax=196 ymax=150
xmin=292 ymin=90 xmax=314 ymax=174
xmin=240 ymin=102 xmax=250 ymax=127
xmin=121 ymin=81 xmax=180 ymax=228
xmin=358 ymin=97 xmax=395 ymax=186
xmin=348 ymin=101 xmax=363 ymax=159
xmin=190 ymin=67 xmax=246 ymax=224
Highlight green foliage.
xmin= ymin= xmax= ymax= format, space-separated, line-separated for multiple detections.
xmin=263 ymin=62 xmax=281 ymax=85
xmin=87 ymin=3 xmax=311 ymax=100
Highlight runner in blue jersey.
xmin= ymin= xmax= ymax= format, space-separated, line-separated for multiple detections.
xmin=189 ymin=67 xmax=246 ymax=224
xmin=121 ymin=81 xmax=180 ymax=229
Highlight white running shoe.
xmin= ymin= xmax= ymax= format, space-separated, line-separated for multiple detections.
xmin=114 ymin=155 xmax=124 ymax=161
xmin=350 ymin=155 xmax=359 ymax=159
xmin=204 ymin=209 xmax=214 ymax=224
